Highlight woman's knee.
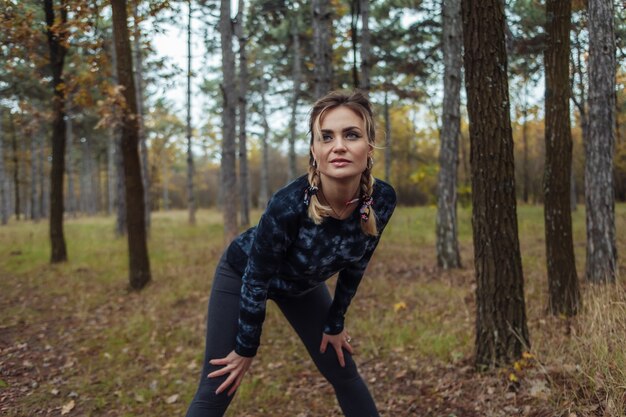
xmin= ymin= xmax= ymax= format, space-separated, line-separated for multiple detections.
xmin=191 ymin=375 xmax=235 ymax=409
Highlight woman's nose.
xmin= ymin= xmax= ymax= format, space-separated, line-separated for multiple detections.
xmin=332 ymin=137 xmax=348 ymax=151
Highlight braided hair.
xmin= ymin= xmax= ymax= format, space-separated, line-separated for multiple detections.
xmin=307 ymin=90 xmax=378 ymax=236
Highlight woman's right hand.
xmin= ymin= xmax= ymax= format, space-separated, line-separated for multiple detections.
xmin=208 ymin=350 xmax=254 ymax=396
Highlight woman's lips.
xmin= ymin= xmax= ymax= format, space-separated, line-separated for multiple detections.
xmin=330 ymin=159 xmax=350 ymax=167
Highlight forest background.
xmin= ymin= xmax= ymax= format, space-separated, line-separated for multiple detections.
xmin=1 ymin=0 xmax=626 ymax=416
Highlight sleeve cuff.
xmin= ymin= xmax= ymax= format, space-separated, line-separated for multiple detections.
xmin=234 ymin=343 xmax=258 ymax=358
xmin=323 ymin=320 xmax=344 ymax=335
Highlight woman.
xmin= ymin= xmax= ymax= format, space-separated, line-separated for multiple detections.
xmin=186 ymin=90 xmax=396 ymax=417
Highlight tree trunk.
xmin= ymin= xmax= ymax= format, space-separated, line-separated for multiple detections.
xmin=132 ymin=1 xmax=151 ymax=231
xmin=0 ymin=119 xmax=7 ymax=225
xmin=220 ymin=0 xmax=238 ymax=243
xmin=384 ymin=90 xmax=391 ymax=183
xmin=236 ymin=0 xmax=250 ymax=227
xmin=38 ymin=134 xmax=46 ymax=218
xmin=359 ymin=0 xmax=370 ymax=93
xmin=312 ymin=0 xmax=332 ymax=98
xmin=350 ymin=0 xmax=359 ymax=89
xmin=110 ymin=27 xmax=126 ymax=235
xmin=65 ymin=115 xmax=76 ymax=216
xmin=258 ymin=72 xmax=270 ymax=208
xmin=30 ymin=134 xmax=40 ymax=221
xmin=543 ymin=0 xmax=580 ymax=316
xmin=115 ymin=133 xmax=126 ymax=236
xmin=461 ymin=0 xmax=530 ymax=368
xmin=585 ymin=0 xmax=617 ymax=283
xmin=436 ymin=0 xmax=462 ymax=270
xmin=20 ymin=134 xmax=28 ymax=219
xmin=186 ymin=0 xmax=196 ymax=225
xmin=44 ymin=0 xmax=68 ymax=262
xmin=288 ymin=14 xmax=301 ymax=181
xmin=10 ymin=114 xmax=20 ymax=220
xmin=111 ymin=0 xmax=151 ymax=290
xmin=107 ymin=129 xmax=116 ymax=215
xmin=161 ymin=150 xmax=169 ymax=211
xmin=521 ymin=88 xmax=530 ymax=204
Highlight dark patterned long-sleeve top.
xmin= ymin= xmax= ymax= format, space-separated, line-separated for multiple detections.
xmin=226 ymin=175 xmax=397 ymax=357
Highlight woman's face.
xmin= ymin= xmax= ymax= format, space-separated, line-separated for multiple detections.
xmin=310 ymin=106 xmax=373 ymax=182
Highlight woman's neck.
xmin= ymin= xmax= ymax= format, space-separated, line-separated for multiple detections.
xmin=318 ymin=174 xmax=361 ymax=207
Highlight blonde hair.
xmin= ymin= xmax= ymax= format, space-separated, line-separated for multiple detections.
xmin=307 ymin=90 xmax=378 ymax=236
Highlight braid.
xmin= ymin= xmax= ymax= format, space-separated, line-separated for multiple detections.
xmin=307 ymin=164 xmax=332 ymax=224
xmin=359 ymin=165 xmax=378 ymax=236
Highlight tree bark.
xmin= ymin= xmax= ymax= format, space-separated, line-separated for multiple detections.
xmin=350 ymin=0 xmax=359 ymax=88
xmin=30 ymin=134 xmax=40 ymax=221
xmin=461 ymin=0 xmax=530 ymax=368
xmin=436 ymin=0 xmax=462 ymax=269
xmin=38 ymin=134 xmax=46 ymax=218
xmin=220 ymin=0 xmax=238 ymax=243
xmin=65 ymin=114 xmax=76 ymax=217
xmin=186 ymin=0 xmax=196 ymax=225
xmin=44 ymin=0 xmax=68 ymax=262
xmin=288 ymin=14 xmax=301 ymax=181
xmin=258 ymin=72 xmax=270 ymax=209
xmin=359 ymin=0 xmax=370 ymax=93
xmin=236 ymin=0 xmax=250 ymax=227
xmin=384 ymin=90 xmax=391 ymax=183
xmin=0 ymin=118 xmax=7 ymax=225
xmin=585 ymin=0 xmax=617 ymax=283
xmin=107 ymin=129 xmax=115 ymax=215
xmin=111 ymin=0 xmax=151 ymax=290
xmin=132 ymin=1 xmax=151 ymax=231
xmin=10 ymin=114 xmax=20 ymax=220
xmin=312 ymin=0 xmax=332 ymax=98
xmin=543 ymin=0 xmax=580 ymax=316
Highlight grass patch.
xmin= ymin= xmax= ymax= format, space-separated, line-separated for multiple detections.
xmin=1 ymin=205 xmax=625 ymax=416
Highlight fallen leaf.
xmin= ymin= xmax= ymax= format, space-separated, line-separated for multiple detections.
xmin=61 ymin=400 xmax=75 ymax=415
xmin=166 ymin=394 xmax=179 ymax=404
xmin=393 ymin=301 xmax=407 ymax=312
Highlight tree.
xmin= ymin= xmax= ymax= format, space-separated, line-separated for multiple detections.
xmin=0 ymin=113 xmax=7 ymax=225
xmin=312 ymin=0 xmax=332 ymax=98
xmin=186 ymin=0 xmax=196 ymax=225
xmin=585 ymin=0 xmax=617 ymax=283
xmin=461 ymin=0 xmax=530 ymax=367
xmin=436 ymin=0 xmax=462 ymax=269
xmin=132 ymin=1 xmax=151 ymax=231
xmin=543 ymin=0 xmax=580 ymax=315
xmin=111 ymin=0 xmax=152 ymax=290
xmin=359 ymin=0 xmax=370 ymax=93
xmin=220 ymin=0 xmax=238 ymax=242
xmin=236 ymin=0 xmax=250 ymax=227
xmin=44 ymin=0 xmax=68 ymax=263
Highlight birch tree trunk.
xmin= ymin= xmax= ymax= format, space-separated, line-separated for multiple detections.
xmin=236 ymin=0 xmax=250 ymax=227
xmin=220 ymin=0 xmax=238 ymax=242
xmin=461 ymin=0 xmax=530 ymax=368
xmin=0 ymin=120 xmax=7 ymax=225
xmin=543 ymin=0 xmax=580 ymax=316
xmin=44 ymin=0 xmax=68 ymax=262
xmin=258 ymin=72 xmax=270 ymax=208
xmin=132 ymin=2 xmax=150 ymax=231
xmin=585 ymin=0 xmax=617 ymax=283
xmin=436 ymin=0 xmax=462 ymax=269
xmin=359 ymin=0 xmax=370 ymax=93
xmin=186 ymin=0 xmax=196 ymax=225
xmin=312 ymin=0 xmax=332 ymax=98
xmin=111 ymin=0 xmax=152 ymax=290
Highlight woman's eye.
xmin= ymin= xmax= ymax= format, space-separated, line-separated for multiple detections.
xmin=346 ymin=131 xmax=361 ymax=140
xmin=321 ymin=134 xmax=333 ymax=142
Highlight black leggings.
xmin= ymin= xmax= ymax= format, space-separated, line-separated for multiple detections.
xmin=185 ymin=255 xmax=380 ymax=417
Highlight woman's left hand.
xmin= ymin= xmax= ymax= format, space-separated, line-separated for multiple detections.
xmin=320 ymin=330 xmax=354 ymax=367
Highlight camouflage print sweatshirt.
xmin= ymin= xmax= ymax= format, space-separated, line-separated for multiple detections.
xmin=226 ymin=175 xmax=397 ymax=357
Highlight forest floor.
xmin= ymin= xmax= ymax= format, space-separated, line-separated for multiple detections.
xmin=1 ymin=206 xmax=626 ymax=417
